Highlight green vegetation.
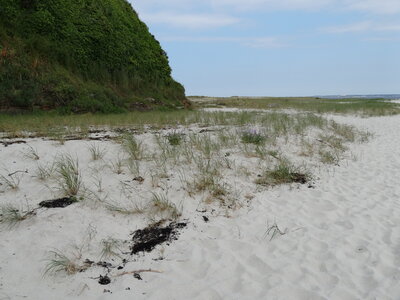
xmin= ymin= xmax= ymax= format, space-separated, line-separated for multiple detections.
xmin=44 ymin=250 xmax=86 ymax=275
xmin=166 ymin=132 xmax=183 ymax=146
xmin=191 ymin=96 xmax=400 ymax=116
xmin=256 ymin=160 xmax=311 ymax=186
xmin=0 ymin=110 xmax=327 ymax=137
xmin=88 ymin=143 xmax=107 ymax=161
xmin=0 ymin=203 xmax=36 ymax=228
xmin=55 ymin=155 xmax=82 ymax=196
xmin=0 ymin=172 xmax=21 ymax=190
xmin=241 ymin=129 xmax=266 ymax=145
xmin=0 ymin=0 xmax=187 ymax=113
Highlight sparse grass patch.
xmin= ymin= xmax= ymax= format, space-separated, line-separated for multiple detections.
xmin=127 ymin=159 xmax=141 ymax=177
xmin=88 ymin=143 xmax=107 ymax=161
xmin=44 ymin=250 xmax=88 ymax=276
xmin=154 ymin=133 xmax=181 ymax=166
xmin=190 ymin=157 xmax=222 ymax=192
xmin=193 ymin=96 xmax=400 ymax=116
xmin=299 ymin=140 xmax=315 ymax=157
xmin=35 ymin=162 xmax=54 ymax=180
xmin=189 ymin=133 xmax=221 ymax=159
xmin=55 ymin=155 xmax=82 ymax=196
xmin=0 ymin=171 xmax=23 ymax=191
xmin=241 ymin=129 xmax=266 ymax=145
xmin=100 ymin=238 xmax=122 ymax=260
xmin=166 ymin=132 xmax=183 ymax=146
xmin=149 ymin=192 xmax=181 ymax=221
xmin=0 ymin=204 xmax=36 ymax=228
xmin=267 ymin=150 xmax=280 ymax=160
xmin=317 ymin=134 xmax=347 ymax=152
xmin=22 ymin=145 xmax=40 ymax=160
xmin=105 ymin=200 xmax=146 ymax=215
xmin=110 ymin=155 xmax=124 ymax=174
xmin=256 ymin=160 xmax=310 ymax=186
xmin=329 ymin=121 xmax=356 ymax=142
xmin=319 ymin=149 xmax=340 ymax=165
xmin=122 ymin=134 xmax=144 ymax=161
xmin=217 ymin=129 xmax=238 ymax=148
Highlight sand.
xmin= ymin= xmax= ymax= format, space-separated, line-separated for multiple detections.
xmin=1 ymin=113 xmax=400 ymax=299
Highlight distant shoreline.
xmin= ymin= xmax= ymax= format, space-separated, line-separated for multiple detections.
xmin=189 ymin=94 xmax=400 ymax=100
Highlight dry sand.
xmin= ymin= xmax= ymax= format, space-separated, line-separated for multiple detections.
xmin=1 ymin=113 xmax=400 ymax=299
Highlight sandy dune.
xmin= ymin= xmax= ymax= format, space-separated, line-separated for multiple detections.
xmin=1 ymin=114 xmax=400 ymax=300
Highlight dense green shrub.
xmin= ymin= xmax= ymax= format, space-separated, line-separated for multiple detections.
xmin=0 ymin=0 xmax=186 ymax=112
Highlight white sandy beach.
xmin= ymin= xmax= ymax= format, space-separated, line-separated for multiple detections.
xmin=1 ymin=113 xmax=400 ymax=300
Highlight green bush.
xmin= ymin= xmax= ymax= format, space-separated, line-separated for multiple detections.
xmin=0 ymin=0 xmax=186 ymax=112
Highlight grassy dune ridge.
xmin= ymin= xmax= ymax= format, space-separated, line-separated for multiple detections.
xmin=191 ymin=96 xmax=400 ymax=116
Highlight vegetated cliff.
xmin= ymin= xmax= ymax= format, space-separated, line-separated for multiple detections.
xmin=0 ymin=0 xmax=188 ymax=113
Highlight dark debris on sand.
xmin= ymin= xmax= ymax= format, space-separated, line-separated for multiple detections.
xmin=38 ymin=197 xmax=77 ymax=208
xmin=98 ymin=275 xmax=111 ymax=285
xmin=290 ymin=173 xmax=308 ymax=184
xmin=130 ymin=222 xmax=187 ymax=255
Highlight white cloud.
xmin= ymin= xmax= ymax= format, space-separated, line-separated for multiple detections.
xmin=323 ymin=21 xmax=372 ymax=33
xmin=345 ymin=0 xmax=400 ymax=14
xmin=209 ymin=0 xmax=333 ymax=11
xmin=323 ymin=21 xmax=400 ymax=33
xmin=139 ymin=12 xmax=240 ymax=29
xmin=133 ymin=0 xmax=400 ymax=14
xmin=363 ymin=36 xmax=400 ymax=42
xmin=160 ymin=36 xmax=287 ymax=48
xmin=243 ymin=37 xmax=287 ymax=48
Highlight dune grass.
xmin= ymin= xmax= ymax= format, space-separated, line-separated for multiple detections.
xmin=100 ymin=238 xmax=123 ymax=260
xmin=0 ymin=109 xmax=344 ymax=138
xmin=44 ymin=250 xmax=86 ymax=276
xmin=191 ymin=96 xmax=400 ymax=116
xmin=55 ymin=155 xmax=82 ymax=197
xmin=256 ymin=159 xmax=311 ymax=186
xmin=0 ymin=204 xmax=36 ymax=228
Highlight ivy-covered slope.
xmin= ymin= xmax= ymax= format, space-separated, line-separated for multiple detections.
xmin=0 ymin=0 xmax=188 ymax=112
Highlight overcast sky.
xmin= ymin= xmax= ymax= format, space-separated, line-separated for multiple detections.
xmin=131 ymin=0 xmax=400 ymax=96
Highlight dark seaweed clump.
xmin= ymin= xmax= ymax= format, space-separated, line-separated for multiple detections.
xmin=130 ymin=222 xmax=187 ymax=255
xmin=38 ymin=197 xmax=77 ymax=208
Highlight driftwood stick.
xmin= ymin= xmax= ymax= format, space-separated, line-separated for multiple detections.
xmin=114 ymin=269 xmax=163 ymax=277
xmin=0 ymin=140 xmax=27 ymax=147
xmin=8 ymin=169 xmax=28 ymax=177
xmin=316 ymin=138 xmax=335 ymax=149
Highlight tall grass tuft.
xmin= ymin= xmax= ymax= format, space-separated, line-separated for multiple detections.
xmin=55 ymin=155 xmax=82 ymax=196
xmin=0 ymin=173 xmax=22 ymax=190
xmin=35 ymin=163 xmax=54 ymax=180
xmin=88 ymin=143 xmax=107 ymax=161
xmin=23 ymin=145 xmax=40 ymax=160
xmin=122 ymin=134 xmax=144 ymax=161
xmin=0 ymin=204 xmax=36 ymax=228
xmin=44 ymin=250 xmax=84 ymax=276
xmin=149 ymin=192 xmax=181 ymax=221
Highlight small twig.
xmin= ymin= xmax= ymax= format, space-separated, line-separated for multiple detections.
xmin=114 ymin=269 xmax=163 ymax=277
xmin=77 ymin=283 xmax=90 ymax=296
xmin=8 ymin=169 xmax=28 ymax=177
xmin=316 ymin=139 xmax=335 ymax=149
xmin=264 ymin=222 xmax=287 ymax=241
xmin=0 ymin=140 xmax=27 ymax=147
